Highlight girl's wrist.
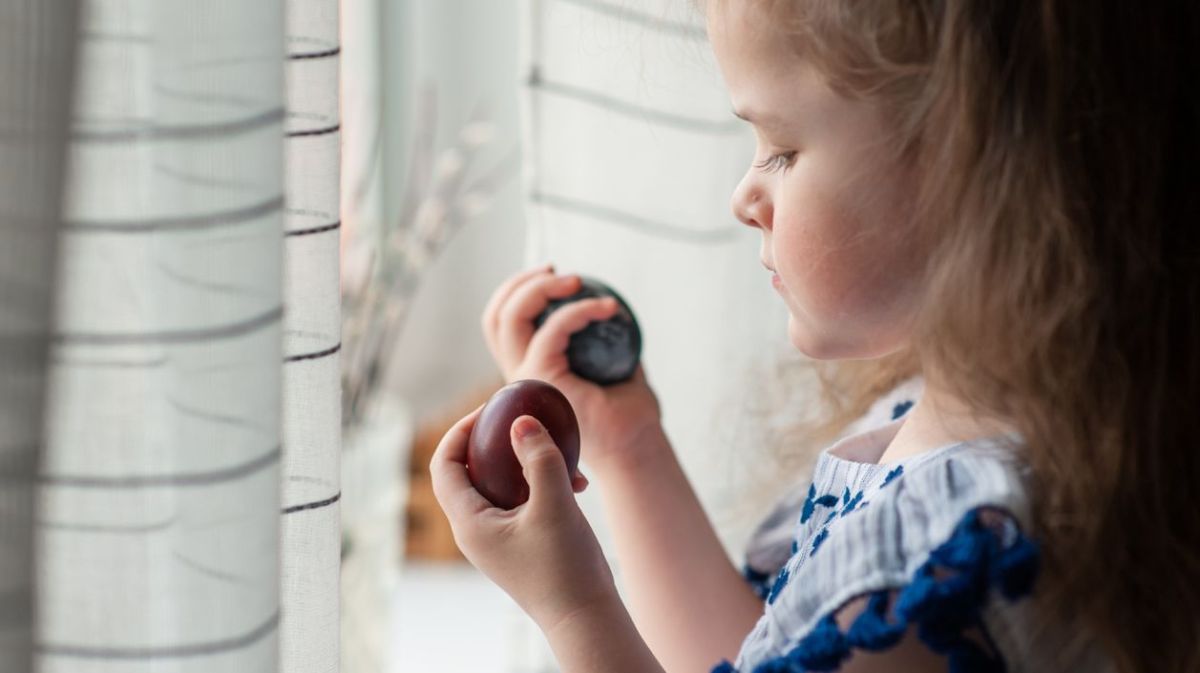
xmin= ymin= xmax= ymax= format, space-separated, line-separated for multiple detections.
xmin=539 ymin=588 xmax=622 ymax=641
xmin=541 ymin=590 xmax=666 ymax=673
xmin=588 ymin=422 xmax=674 ymax=479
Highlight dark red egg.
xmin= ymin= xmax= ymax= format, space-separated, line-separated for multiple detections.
xmin=466 ymin=379 xmax=581 ymax=509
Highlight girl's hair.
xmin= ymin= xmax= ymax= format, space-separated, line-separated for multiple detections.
xmin=707 ymin=1 xmax=1200 ymax=671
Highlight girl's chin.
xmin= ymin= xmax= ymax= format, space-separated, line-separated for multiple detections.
xmin=787 ymin=312 xmax=913 ymax=361
xmin=785 ymin=311 xmax=861 ymax=360
xmin=785 ymin=313 xmax=831 ymax=359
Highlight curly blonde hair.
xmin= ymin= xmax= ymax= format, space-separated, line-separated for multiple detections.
xmin=701 ymin=1 xmax=1200 ymax=671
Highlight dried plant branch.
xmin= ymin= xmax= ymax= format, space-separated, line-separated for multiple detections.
xmin=341 ymin=83 xmax=516 ymax=429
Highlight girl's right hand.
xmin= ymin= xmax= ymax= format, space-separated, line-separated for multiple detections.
xmin=481 ymin=265 xmax=665 ymax=474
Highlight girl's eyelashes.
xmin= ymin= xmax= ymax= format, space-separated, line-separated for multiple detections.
xmin=753 ymin=151 xmax=798 ymax=174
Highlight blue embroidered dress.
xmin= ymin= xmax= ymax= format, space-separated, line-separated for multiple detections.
xmin=716 ymin=378 xmax=1111 ymax=673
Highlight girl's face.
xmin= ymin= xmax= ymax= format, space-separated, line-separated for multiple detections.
xmin=708 ymin=4 xmax=926 ymax=360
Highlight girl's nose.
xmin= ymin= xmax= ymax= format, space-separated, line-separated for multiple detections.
xmin=731 ymin=173 xmax=771 ymax=230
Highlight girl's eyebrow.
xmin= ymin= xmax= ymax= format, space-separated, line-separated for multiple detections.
xmin=732 ymin=107 xmax=785 ymax=129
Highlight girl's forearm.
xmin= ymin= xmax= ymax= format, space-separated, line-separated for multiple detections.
xmin=590 ymin=424 xmax=763 ymax=673
xmin=543 ymin=593 xmax=666 ymax=673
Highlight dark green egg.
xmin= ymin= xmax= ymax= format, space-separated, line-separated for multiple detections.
xmin=534 ymin=276 xmax=642 ymax=385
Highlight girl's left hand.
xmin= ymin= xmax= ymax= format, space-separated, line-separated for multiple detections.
xmin=429 ymin=403 xmax=618 ymax=632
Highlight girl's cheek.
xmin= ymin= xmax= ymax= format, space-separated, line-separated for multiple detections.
xmin=775 ymin=195 xmax=860 ymax=308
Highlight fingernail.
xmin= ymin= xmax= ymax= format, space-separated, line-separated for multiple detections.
xmin=514 ymin=416 xmax=543 ymax=439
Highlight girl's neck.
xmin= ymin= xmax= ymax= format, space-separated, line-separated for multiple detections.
xmin=877 ymin=381 xmax=1017 ymax=464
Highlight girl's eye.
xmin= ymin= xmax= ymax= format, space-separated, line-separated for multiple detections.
xmin=753 ymin=151 xmax=798 ymax=174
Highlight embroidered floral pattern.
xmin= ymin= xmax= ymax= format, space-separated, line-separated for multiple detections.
xmin=808 ymin=488 xmax=869 ymax=557
xmin=766 ymin=564 xmax=793 ymax=605
xmin=810 ymin=528 xmax=830 ymax=555
xmin=839 ymin=487 xmax=866 ymax=517
xmin=799 ymin=484 xmax=840 ymax=525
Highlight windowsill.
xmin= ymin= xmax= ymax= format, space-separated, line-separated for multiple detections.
xmin=391 ymin=560 xmax=558 ymax=673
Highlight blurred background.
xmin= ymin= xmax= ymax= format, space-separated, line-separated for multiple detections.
xmin=337 ymin=1 xmax=804 ymax=672
xmin=339 ymin=0 xmax=821 ymax=671
xmin=0 ymin=0 xmax=808 ymax=672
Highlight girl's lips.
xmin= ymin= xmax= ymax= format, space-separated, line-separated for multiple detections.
xmin=771 ymin=273 xmax=782 ymax=289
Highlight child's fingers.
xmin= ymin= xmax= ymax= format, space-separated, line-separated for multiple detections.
xmin=495 ymin=273 xmax=584 ymax=369
xmin=482 ymin=264 xmax=553 ymax=353
xmin=523 ymin=297 xmax=620 ymax=372
xmin=571 ymin=470 xmax=590 ymax=494
xmin=510 ymin=415 xmax=574 ymax=514
xmin=622 ymin=363 xmax=651 ymax=389
xmin=429 ymin=404 xmax=494 ymax=522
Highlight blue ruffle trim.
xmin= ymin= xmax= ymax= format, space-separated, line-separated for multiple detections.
xmin=710 ymin=507 xmax=1039 ymax=673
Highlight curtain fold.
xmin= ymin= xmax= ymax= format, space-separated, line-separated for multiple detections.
xmin=280 ymin=1 xmax=343 ymax=672
xmin=32 ymin=1 xmax=323 ymax=671
xmin=0 ymin=3 xmax=81 ymax=672
xmin=0 ymin=1 xmax=343 ymax=671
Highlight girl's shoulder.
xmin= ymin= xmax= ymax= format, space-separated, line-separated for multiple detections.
xmin=741 ymin=376 xmax=926 ymax=599
xmin=727 ymin=439 xmax=1043 ymax=673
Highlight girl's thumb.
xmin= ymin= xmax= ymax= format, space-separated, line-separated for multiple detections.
xmin=510 ymin=415 xmax=571 ymax=508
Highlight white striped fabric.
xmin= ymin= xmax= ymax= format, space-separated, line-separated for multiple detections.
xmin=42 ymin=2 xmax=286 ymax=671
xmin=24 ymin=1 xmax=341 ymax=671
xmin=280 ymin=1 xmax=342 ymax=672
xmin=0 ymin=3 xmax=81 ymax=672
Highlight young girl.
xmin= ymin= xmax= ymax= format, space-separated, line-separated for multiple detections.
xmin=430 ymin=1 xmax=1200 ymax=671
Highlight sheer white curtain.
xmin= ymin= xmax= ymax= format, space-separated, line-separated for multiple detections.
xmin=0 ymin=0 xmax=341 ymax=671
xmin=281 ymin=1 xmax=342 ymax=672
xmin=0 ymin=3 xmax=81 ymax=672
xmin=42 ymin=1 xmax=288 ymax=669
